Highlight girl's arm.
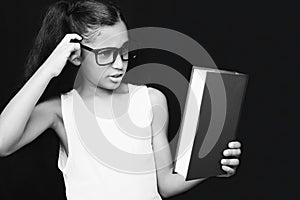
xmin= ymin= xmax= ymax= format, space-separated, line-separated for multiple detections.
xmin=148 ymin=87 xmax=241 ymax=198
xmin=148 ymin=87 xmax=207 ymax=198
xmin=0 ymin=34 xmax=81 ymax=156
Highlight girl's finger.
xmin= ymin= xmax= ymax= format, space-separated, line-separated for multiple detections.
xmin=222 ymin=165 xmax=235 ymax=175
xmin=221 ymin=159 xmax=240 ymax=166
xmin=223 ymin=149 xmax=241 ymax=157
xmin=68 ymin=43 xmax=81 ymax=52
xmin=228 ymin=141 xmax=241 ymax=149
xmin=62 ymin=33 xmax=83 ymax=43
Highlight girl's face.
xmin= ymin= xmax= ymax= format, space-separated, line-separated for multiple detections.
xmin=79 ymin=21 xmax=129 ymax=91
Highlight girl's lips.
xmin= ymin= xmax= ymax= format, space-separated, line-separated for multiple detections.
xmin=109 ymin=73 xmax=123 ymax=78
xmin=108 ymin=73 xmax=124 ymax=82
xmin=108 ymin=71 xmax=124 ymax=77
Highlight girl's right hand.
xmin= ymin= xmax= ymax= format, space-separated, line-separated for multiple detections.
xmin=42 ymin=33 xmax=82 ymax=78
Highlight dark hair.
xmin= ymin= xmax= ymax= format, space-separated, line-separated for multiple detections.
xmin=21 ymin=0 xmax=126 ymax=101
xmin=24 ymin=0 xmax=126 ymax=82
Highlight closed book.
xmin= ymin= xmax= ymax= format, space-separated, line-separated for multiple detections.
xmin=173 ymin=66 xmax=248 ymax=180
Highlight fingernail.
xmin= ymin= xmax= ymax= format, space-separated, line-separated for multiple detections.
xmin=223 ymin=150 xmax=228 ymax=156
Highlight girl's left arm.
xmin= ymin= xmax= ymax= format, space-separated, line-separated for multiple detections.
xmin=148 ymin=87 xmax=242 ymax=198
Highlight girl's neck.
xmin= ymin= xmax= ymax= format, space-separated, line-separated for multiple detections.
xmin=75 ymin=78 xmax=129 ymax=100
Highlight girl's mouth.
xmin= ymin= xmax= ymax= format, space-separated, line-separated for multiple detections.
xmin=108 ymin=73 xmax=123 ymax=82
xmin=109 ymin=73 xmax=123 ymax=78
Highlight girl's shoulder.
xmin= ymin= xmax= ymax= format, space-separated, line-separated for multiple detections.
xmin=129 ymin=84 xmax=167 ymax=104
xmin=38 ymin=96 xmax=62 ymax=120
xmin=147 ymin=87 xmax=168 ymax=107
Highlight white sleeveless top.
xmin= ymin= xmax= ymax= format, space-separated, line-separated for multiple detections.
xmin=57 ymin=83 xmax=162 ymax=200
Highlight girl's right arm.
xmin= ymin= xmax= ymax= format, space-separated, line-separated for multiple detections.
xmin=0 ymin=33 xmax=82 ymax=156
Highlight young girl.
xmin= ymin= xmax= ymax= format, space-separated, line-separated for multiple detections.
xmin=0 ymin=0 xmax=242 ymax=199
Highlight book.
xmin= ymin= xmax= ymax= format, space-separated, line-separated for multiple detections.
xmin=173 ymin=66 xmax=248 ymax=180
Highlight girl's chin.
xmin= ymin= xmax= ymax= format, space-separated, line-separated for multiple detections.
xmin=97 ymin=80 xmax=122 ymax=91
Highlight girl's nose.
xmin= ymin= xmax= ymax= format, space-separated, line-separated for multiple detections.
xmin=111 ymin=54 xmax=123 ymax=69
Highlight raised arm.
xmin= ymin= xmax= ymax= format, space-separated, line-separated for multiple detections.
xmin=0 ymin=34 xmax=81 ymax=156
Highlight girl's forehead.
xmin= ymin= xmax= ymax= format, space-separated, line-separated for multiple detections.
xmin=89 ymin=21 xmax=128 ymax=48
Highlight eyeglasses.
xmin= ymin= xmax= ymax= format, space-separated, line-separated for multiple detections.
xmin=80 ymin=42 xmax=136 ymax=66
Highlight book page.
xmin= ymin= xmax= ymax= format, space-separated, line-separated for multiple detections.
xmin=193 ymin=66 xmax=240 ymax=75
xmin=174 ymin=69 xmax=207 ymax=178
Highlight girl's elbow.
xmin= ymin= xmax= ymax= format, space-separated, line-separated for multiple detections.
xmin=0 ymin=138 xmax=13 ymax=157
xmin=158 ymin=188 xmax=174 ymax=199
xmin=0 ymin=143 xmax=8 ymax=157
xmin=0 ymin=151 xmax=10 ymax=157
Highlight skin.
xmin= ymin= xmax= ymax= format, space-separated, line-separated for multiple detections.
xmin=0 ymin=20 xmax=241 ymax=198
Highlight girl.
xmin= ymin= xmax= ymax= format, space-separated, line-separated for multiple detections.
xmin=0 ymin=0 xmax=242 ymax=199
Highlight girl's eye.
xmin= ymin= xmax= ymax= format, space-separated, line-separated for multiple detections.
xmin=97 ymin=50 xmax=112 ymax=59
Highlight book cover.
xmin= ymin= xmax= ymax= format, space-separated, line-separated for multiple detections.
xmin=173 ymin=66 xmax=248 ymax=180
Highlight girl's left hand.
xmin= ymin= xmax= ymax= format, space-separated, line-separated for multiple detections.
xmin=217 ymin=141 xmax=241 ymax=177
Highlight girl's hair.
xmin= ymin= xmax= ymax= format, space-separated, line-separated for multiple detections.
xmin=23 ymin=0 xmax=126 ymax=100
xmin=24 ymin=0 xmax=126 ymax=81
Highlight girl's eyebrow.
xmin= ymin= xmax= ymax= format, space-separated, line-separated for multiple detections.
xmin=90 ymin=40 xmax=129 ymax=50
xmin=104 ymin=40 xmax=129 ymax=49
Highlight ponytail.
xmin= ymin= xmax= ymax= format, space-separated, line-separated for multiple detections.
xmin=24 ymin=1 xmax=74 ymax=81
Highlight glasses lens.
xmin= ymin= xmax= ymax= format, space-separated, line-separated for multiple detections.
xmin=97 ymin=49 xmax=114 ymax=65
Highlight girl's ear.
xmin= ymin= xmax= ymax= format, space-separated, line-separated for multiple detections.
xmin=68 ymin=49 xmax=82 ymax=66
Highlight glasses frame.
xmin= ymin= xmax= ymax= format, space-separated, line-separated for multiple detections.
xmin=80 ymin=43 xmax=134 ymax=66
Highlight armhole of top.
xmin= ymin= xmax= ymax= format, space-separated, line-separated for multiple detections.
xmin=57 ymin=92 xmax=72 ymax=173
xmin=58 ymin=142 xmax=68 ymax=172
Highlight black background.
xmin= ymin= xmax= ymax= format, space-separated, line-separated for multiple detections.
xmin=0 ymin=0 xmax=298 ymax=199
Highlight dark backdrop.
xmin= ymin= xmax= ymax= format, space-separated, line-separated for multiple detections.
xmin=0 ymin=0 xmax=298 ymax=200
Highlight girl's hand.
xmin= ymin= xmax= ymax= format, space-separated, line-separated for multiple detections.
xmin=42 ymin=33 xmax=82 ymax=78
xmin=217 ymin=141 xmax=241 ymax=177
